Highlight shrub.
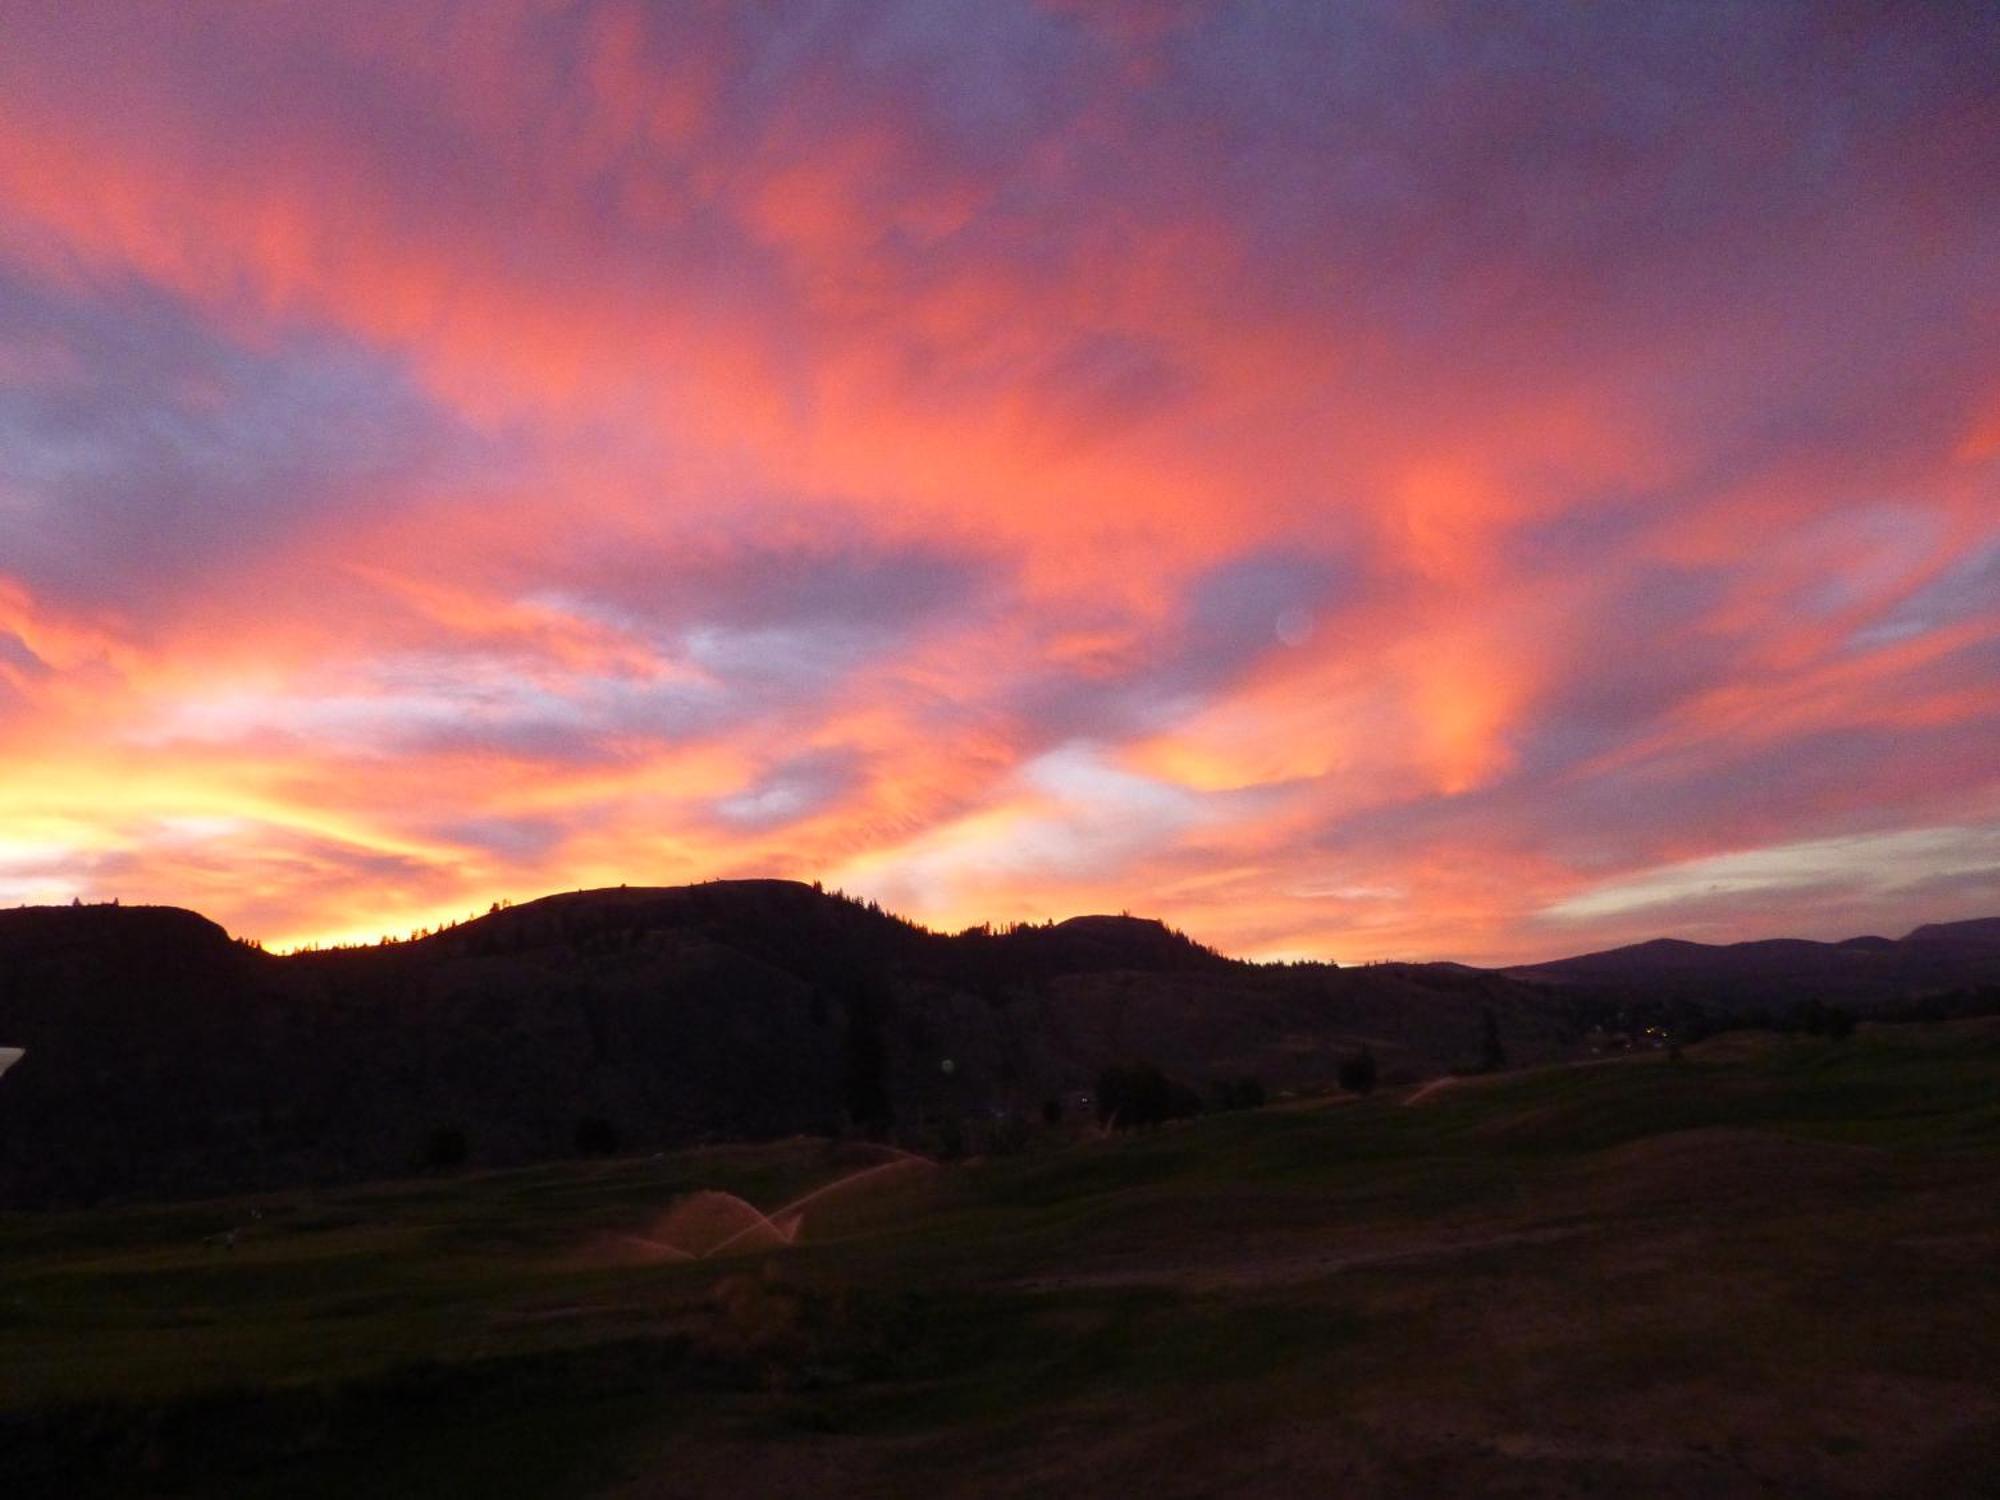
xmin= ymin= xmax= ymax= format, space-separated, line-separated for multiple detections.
xmin=1337 ymin=1048 xmax=1379 ymax=1095
xmin=1096 ymin=1062 xmax=1203 ymax=1129
xmin=573 ymin=1116 xmax=619 ymax=1156
xmin=1783 ymin=1000 xmax=1858 ymax=1040
xmin=1479 ymin=1007 xmax=1508 ymax=1072
xmin=420 ymin=1126 xmax=469 ymax=1171
xmin=1213 ymin=1076 xmax=1266 ymax=1111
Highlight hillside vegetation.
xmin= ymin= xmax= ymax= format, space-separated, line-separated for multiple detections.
xmin=0 ymin=883 xmax=1558 ymax=1206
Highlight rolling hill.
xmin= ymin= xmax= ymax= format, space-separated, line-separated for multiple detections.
xmin=0 ymin=882 xmax=1557 ymax=1207
xmin=1508 ymin=917 xmax=2000 ymax=1009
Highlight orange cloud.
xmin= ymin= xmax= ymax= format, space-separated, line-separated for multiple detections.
xmin=0 ymin=3 xmax=1995 ymax=963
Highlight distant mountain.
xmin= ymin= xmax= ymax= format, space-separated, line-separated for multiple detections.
xmin=0 ymin=882 xmax=1559 ymax=1207
xmin=1904 ymin=916 xmax=2000 ymax=951
xmin=1508 ymin=917 xmax=2000 ymax=1009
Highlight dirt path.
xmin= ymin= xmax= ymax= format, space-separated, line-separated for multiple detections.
xmin=1405 ymin=1053 xmax=1638 ymax=1107
xmin=1008 ymin=1222 xmax=1590 ymax=1293
xmin=1402 ymin=1075 xmax=1461 ymax=1106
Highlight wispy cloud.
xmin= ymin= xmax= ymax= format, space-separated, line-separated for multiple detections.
xmin=1542 ymin=824 xmax=2000 ymax=926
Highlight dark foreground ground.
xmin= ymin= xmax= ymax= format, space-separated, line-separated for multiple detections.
xmin=3 ymin=1020 xmax=1997 ymax=1498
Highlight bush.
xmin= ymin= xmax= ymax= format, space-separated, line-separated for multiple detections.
xmin=573 ymin=1116 xmax=619 ymax=1156
xmin=420 ymin=1126 xmax=469 ymax=1171
xmin=1337 ymin=1048 xmax=1379 ymax=1095
xmin=1096 ymin=1062 xmax=1203 ymax=1130
xmin=1782 ymin=1000 xmax=1857 ymax=1040
xmin=1213 ymin=1076 xmax=1266 ymax=1111
xmin=1479 ymin=1007 xmax=1508 ymax=1072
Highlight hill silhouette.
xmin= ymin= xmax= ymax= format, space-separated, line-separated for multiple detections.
xmin=4 ymin=886 xmax=1994 ymax=1207
xmin=1509 ymin=917 xmax=2000 ymax=1008
xmin=0 ymin=881 xmax=1556 ymax=1206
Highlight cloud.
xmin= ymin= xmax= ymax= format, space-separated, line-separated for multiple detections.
xmin=0 ymin=262 xmax=492 ymax=622
xmin=713 ymin=748 xmax=861 ymax=830
xmin=1539 ymin=823 xmax=2000 ymax=934
xmin=0 ymin=1 xmax=1992 ymax=960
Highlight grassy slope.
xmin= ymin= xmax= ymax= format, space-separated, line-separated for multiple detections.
xmin=2 ymin=1020 xmax=1996 ymax=1498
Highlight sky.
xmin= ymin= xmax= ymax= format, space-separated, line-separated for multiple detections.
xmin=0 ymin=1 xmax=1996 ymax=964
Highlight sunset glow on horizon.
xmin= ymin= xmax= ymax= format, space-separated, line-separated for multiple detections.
xmin=1 ymin=2 xmax=1996 ymax=963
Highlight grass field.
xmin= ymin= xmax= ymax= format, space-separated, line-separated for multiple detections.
xmin=4 ymin=1020 xmax=1997 ymax=1498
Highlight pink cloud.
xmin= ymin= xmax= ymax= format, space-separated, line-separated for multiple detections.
xmin=0 ymin=2 xmax=1994 ymax=960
